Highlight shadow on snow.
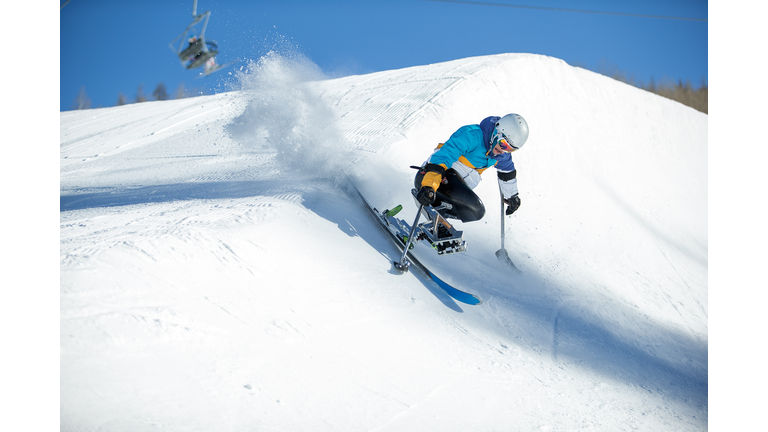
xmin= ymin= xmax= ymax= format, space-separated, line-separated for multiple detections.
xmin=60 ymin=177 xmax=707 ymax=415
xmin=60 ymin=180 xmax=289 ymax=212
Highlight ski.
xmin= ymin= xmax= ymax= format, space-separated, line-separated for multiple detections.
xmin=352 ymin=185 xmax=483 ymax=306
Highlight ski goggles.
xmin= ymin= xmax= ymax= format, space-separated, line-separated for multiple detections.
xmin=492 ymin=130 xmax=517 ymax=153
xmin=497 ymin=137 xmax=515 ymax=152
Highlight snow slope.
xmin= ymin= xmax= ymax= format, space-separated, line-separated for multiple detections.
xmin=60 ymin=52 xmax=707 ymax=431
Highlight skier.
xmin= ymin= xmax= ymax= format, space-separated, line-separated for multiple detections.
xmin=184 ymin=35 xmax=204 ymax=67
xmin=414 ymin=114 xmax=529 ymax=228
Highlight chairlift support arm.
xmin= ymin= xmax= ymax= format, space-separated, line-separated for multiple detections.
xmin=190 ymin=0 xmax=211 ymax=37
xmin=168 ymin=1 xmax=212 ymax=57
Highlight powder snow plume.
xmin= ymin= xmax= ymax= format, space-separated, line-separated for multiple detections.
xmin=226 ymin=51 xmax=349 ymax=183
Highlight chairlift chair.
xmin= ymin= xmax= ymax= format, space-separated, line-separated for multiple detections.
xmin=169 ymin=1 xmax=220 ymax=71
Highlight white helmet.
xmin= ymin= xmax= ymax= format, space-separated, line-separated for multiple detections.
xmin=493 ymin=113 xmax=529 ymax=150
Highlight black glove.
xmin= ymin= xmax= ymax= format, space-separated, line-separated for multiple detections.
xmin=416 ymin=186 xmax=436 ymax=206
xmin=504 ymin=195 xmax=520 ymax=215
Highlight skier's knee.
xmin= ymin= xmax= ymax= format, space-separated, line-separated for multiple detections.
xmin=459 ymin=202 xmax=485 ymax=222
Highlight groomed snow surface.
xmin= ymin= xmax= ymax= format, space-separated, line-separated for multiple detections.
xmin=61 ymin=53 xmax=707 ymax=431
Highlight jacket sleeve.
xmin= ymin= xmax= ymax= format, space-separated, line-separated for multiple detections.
xmin=420 ymin=125 xmax=480 ymax=190
xmin=494 ymin=152 xmax=518 ymax=198
xmin=431 ymin=126 xmax=477 ymax=164
xmin=497 ymin=169 xmax=519 ymax=199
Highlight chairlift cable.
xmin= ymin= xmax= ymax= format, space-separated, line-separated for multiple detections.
xmin=421 ymin=0 xmax=708 ymax=22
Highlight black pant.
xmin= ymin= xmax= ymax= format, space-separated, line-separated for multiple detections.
xmin=414 ymin=168 xmax=486 ymax=222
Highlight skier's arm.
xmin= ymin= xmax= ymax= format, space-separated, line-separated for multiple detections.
xmin=418 ymin=125 xmax=485 ymax=206
xmin=497 ymin=169 xmax=521 ymax=215
xmin=420 ymin=126 xmax=478 ymax=191
xmin=497 ymin=169 xmax=518 ymax=199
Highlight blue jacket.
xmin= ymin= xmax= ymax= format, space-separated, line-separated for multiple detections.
xmin=429 ymin=116 xmax=516 ymax=173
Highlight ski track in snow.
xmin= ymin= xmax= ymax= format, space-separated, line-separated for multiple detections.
xmin=60 ymin=53 xmax=707 ymax=431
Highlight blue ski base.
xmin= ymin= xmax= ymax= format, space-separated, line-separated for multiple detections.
xmin=428 ymin=271 xmax=482 ymax=305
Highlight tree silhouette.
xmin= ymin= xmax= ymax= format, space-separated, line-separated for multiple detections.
xmin=153 ymin=82 xmax=169 ymax=101
xmin=136 ymin=84 xmax=147 ymax=103
xmin=174 ymin=83 xmax=187 ymax=99
xmin=72 ymin=87 xmax=91 ymax=110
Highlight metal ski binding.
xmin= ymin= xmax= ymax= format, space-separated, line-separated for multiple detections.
xmin=409 ymin=189 xmax=467 ymax=255
xmin=418 ymin=206 xmax=467 ymax=255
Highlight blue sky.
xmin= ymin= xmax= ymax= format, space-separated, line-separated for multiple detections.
xmin=59 ymin=0 xmax=707 ymax=111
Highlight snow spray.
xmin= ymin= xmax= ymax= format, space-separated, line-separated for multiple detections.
xmin=225 ymin=50 xmax=349 ymax=184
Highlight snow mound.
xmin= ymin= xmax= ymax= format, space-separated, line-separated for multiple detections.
xmin=61 ymin=52 xmax=707 ymax=431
